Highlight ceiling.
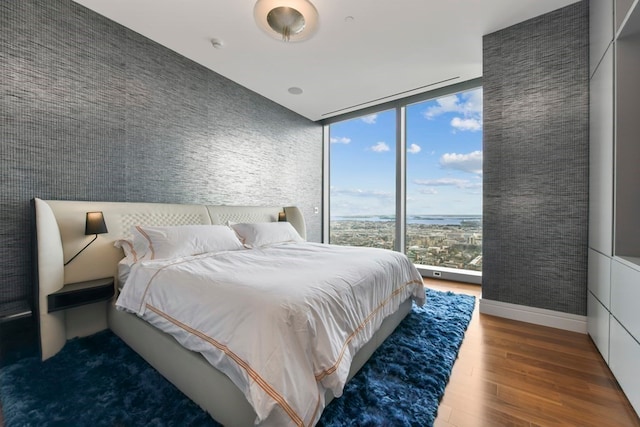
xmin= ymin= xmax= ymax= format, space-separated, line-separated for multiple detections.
xmin=73 ymin=0 xmax=580 ymax=122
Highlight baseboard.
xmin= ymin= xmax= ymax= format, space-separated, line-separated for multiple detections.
xmin=417 ymin=265 xmax=482 ymax=285
xmin=479 ymin=298 xmax=587 ymax=334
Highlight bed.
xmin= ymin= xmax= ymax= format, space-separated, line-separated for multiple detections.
xmin=33 ymin=198 xmax=425 ymax=426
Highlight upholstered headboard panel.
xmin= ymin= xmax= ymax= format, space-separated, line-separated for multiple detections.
xmin=33 ymin=198 xmax=305 ymax=360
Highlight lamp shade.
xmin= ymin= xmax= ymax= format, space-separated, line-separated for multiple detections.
xmin=85 ymin=211 xmax=108 ymax=235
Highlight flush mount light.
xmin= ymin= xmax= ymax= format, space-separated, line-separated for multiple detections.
xmin=254 ymin=0 xmax=319 ymax=42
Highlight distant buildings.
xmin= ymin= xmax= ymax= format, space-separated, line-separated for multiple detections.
xmin=330 ymin=220 xmax=482 ymax=272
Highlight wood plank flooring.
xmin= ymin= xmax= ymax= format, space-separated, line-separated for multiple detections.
xmin=428 ymin=279 xmax=640 ymax=427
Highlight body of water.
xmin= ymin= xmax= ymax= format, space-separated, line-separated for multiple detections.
xmin=331 ymin=215 xmax=482 ymax=226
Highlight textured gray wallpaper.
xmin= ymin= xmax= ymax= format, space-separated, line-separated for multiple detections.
xmin=0 ymin=0 xmax=322 ymax=308
xmin=482 ymin=1 xmax=589 ymax=315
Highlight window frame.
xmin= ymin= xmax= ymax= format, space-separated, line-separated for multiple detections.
xmin=322 ymin=78 xmax=483 ymax=284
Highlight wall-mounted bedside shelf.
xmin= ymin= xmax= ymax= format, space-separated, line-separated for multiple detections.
xmin=0 ymin=300 xmax=32 ymax=323
xmin=0 ymin=299 xmax=36 ymax=365
xmin=47 ymin=277 xmax=114 ymax=313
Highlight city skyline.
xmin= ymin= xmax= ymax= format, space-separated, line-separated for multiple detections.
xmin=329 ymin=87 xmax=483 ymax=217
xmin=330 ymin=219 xmax=483 ymax=272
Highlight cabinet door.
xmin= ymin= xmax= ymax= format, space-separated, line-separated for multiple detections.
xmin=610 ymin=258 xmax=640 ymax=342
xmin=588 ymin=249 xmax=611 ymax=307
xmin=587 ymin=291 xmax=610 ymax=362
xmin=589 ymin=46 xmax=615 ymax=256
xmin=614 ymin=27 xmax=640 ymax=255
xmin=609 ymin=317 xmax=640 ymax=416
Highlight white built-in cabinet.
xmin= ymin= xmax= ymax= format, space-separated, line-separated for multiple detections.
xmin=588 ymin=0 xmax=640 ymax=417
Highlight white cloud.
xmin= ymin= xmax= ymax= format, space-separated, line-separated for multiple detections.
xmin=412 ymin=178 xmax=482 ymax=199
xmin=465 ymin=182 xmax=482 ymax=189
xmin=329 ymin=186 xmax=396 ymax=216
xmin=424 ymin=95 xmax=460 ymax=118
xmin=440 ymin=151 xmax=483 ymax=175
xmin=330 ymin=136 xmax=351 ymax=144
xmin=461 ymin=88 xmax=483 ymax=115
xmin=423 ymin=88 xmax=483 ymax=132
xmin=451 ymin=117 xmax=482 ymax=132
xmin=331 ymin=188 xmax=393 ymax=199
xmin=417 ymin=187 xmax=438 ymax=195
xmin=414 ymin=178 xmax=473 ymax=188
xmin=407 ymin=143 xmax=421 ymax=154
xmin=361 ymin=114 xmax=378 ymax=124
xmin=371 ymin=141 xmax=390 ymax=152
xmin=425 ymin=88 xmax=483 ymax=118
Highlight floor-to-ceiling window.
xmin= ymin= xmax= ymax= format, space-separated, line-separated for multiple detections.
xmin=405 ymin=88 xmax=483 ymax=272
xmin=326 ymin=81 xmax=482 ymax=280
xmin=329 ymin=109 xmax=397 ymax=250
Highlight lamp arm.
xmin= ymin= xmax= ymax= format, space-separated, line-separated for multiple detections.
xmin=63 ymin=234 xmax=98 ymax=266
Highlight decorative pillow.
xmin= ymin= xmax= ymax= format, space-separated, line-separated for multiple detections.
xmin=130 ymin=224 xmax=244 ymax=260
xmin=231 ymin=221 xmax=304 ymax=248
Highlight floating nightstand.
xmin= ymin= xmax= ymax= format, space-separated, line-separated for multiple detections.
xmin=0 ymin=300 xmax=37 ymax=365
xmin=47 ymin=277 xmax=114 ymax=313
xmin=0 ymin=300 xmax=32 ymax=323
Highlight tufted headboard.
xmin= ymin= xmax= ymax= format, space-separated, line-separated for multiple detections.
xmin=32 ymin=198 xmax=306 ymax=360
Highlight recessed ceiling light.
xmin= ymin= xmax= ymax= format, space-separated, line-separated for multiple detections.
xmin=344 ymin=16 xmax=355 ymax=23
xmin=210 ymin=38 xmax=224 ymax=49
xmin=288 ymin=87 xmax=303 ymax=95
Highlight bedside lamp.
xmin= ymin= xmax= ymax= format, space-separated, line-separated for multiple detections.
xmin=64 ymin=211 xmax=108 ymax=266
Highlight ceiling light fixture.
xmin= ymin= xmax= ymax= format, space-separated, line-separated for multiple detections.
xmin=210 ymin=38 xmax=224 ymax=49
xmin=254 ymin=0 xmax=319 ymax=42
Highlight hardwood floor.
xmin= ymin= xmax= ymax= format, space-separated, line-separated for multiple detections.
xmin=428 ymin=279 xmax=640 ymax=427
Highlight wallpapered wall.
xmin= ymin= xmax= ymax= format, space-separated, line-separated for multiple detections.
xmin=482 ymin=1 xmax=589 ymax=315
xmin=0 ymin=0 xmax=323 ymax=308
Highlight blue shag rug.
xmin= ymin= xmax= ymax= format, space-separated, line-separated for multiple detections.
xmin=0 ymin=289 xmax=474 ymax=427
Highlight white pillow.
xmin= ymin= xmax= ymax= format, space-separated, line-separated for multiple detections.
xmin=131 ymin=224 xmax=244 ymax=260
xmin=117 ymin=257 xmax=133 ymax=288
xmin=114 ymin=238 xmax=147 ymax=263
xmin=231 ymin=222 xmax=304 ymax=248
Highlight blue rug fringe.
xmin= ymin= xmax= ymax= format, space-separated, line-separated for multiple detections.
xmin=0 ymin=288 xmax=474 ymax=426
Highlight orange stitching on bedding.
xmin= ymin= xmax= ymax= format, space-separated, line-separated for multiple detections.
xmin=136 ymin=268 xmax=169 ymax=314
xmin=133 ymin=252 xmax=421 ymax=426
xmin=135 ymin=226 xmax=155 ymax=260
xmin=124 ymin=240 xmax=139 ymax=263
xmin=314 ymin=279 xmax=423 ymax=382
xmin=145 ymin=304 xmax=306 ymax=427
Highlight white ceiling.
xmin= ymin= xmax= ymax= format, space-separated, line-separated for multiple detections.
xmin=73 ymin=0 xmax=579 ymax=122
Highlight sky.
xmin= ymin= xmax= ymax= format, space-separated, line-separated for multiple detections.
xmin=329 ymin=87 xmax=483 ymax=217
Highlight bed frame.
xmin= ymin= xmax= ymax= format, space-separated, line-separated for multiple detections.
xmin=33 ymin=198 xmax=413 ymax=426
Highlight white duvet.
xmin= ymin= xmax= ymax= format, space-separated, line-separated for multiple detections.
xmin=116 ymin=242 xmax=425 ymax=426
